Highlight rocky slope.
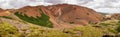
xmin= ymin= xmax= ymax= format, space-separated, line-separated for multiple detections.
xmin=111 ymin=13 xmax=120 ymax=20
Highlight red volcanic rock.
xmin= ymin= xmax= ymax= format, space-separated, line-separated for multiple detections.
xmin=0 ymin=4 xmax=104 ymax=28
xmin=46 ymin=4 xmax=104 ymax=25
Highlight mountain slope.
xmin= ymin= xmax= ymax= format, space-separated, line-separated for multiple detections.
xmin=0 ymin=4 xmax=104 ymax=28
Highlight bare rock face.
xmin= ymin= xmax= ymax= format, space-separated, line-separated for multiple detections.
xmin=0 ymin=4 xmax=104 ymax=28
xmin=46 ymin=4 xmax=104 ymax=25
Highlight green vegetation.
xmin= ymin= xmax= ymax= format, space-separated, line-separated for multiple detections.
xmin=0 ymin=22 xmax=23 ymax=37
xmin=89 ymin=20 xmax=120 ymax=37
xmin=95 ymin=20 xmax=119 ymax=34
xmin=116 ymin=21 xmax=120 ymax=32
xmin=63 ymin=26 xmax=103 ymax=37
xmin=99 ymin=23 xmax=111 ymax=26
xmin=0 ymin=16 xmax=14 ymax=20
xmin=0 ymin=19 xmax=104 ymax=37
xmin=25 ymin=24 xmax=71 ymax=37
xmin=14 ymin=9 xmax=53 ymax=28
xmin=0 ymin=21 xmax=70 ymax=37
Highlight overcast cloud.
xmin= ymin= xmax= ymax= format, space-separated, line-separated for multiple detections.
xmin=0 ymin=0 xmax=119 ymax=13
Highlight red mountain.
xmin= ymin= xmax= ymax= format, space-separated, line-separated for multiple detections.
xmin=0 ymin=4 xmax=104 ymax=28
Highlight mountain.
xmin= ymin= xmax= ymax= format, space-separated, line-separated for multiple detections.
xmin=0 ymin=4 xmax=104 ymax=28
xmin=1 ymin=4 xmax=120 ymax=37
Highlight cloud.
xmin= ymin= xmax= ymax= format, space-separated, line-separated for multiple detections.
xmin=95 ymin=8 xmax=120 ymax=13
xmin=0 ymin=0 xmax=119 ymax=13
xmin=0 ymin=0 xmax=52 ymax=9
xmin=78 ymin=0 xmax=120 ymax=13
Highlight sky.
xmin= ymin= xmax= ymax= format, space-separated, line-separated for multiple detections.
xmin=0 ymin=0 xmax=119 ymax=13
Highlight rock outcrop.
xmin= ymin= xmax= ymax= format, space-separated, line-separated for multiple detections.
xmin=111 ymin=14 xmax=120 ymax=20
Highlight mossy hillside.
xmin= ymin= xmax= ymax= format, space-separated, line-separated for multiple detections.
xmin=90 ymin=20 xmax=120 ymax=37
xmin=0 ymin=16 xmax=14 ymax=20
xmin=0 ymin=21 xmax=70 ymax=37
xmin=25 ymin=24 xmax=71 ymax=37
xmin=0 ymin=19 xmax=105 ymax=37
xmin=98 ymin=20 xmax=119 ymax=34
xmin=116 ymin=21 xmax=120 ymax=32
xmin=63 ymin=26 xmax=103 ymax=37
xmin=115 ymin=21 xmax=120 ymax=37
xmin=0 ymin=22 xmax=23 ymax=37
xmin=99 ymin=23 xmax=117 ymax=34
xmin=17 ymin=23 xmax=104 ymax=37
xmin=14 ymin=10 xmax=53 ymax=28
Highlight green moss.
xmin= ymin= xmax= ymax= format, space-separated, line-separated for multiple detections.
xmin=63 ymin=26 xmax=103 ymax=37
xmin=0 ymin=16 xmax=14 ymax=20
xmin=0 ymin=20 xmax=105 ymax=37
xmin=97 ymin=21 xmax=118 ymax=34
xmin=0 ymin=22 xmax=23 ymax=37
xmin=116 ymin=21 xmax=120 ymax=32
xmin=99 ymin=23 xmax=110 ymax=26
xmin=0 ymin=21 xmax=70 ymax=37
xmin=25 ymin=24 xmax=71 ymax=37
xmin=26 ymin=29 xmax=70 ymax=37
xmin=109 ymin=29 xmax=117 ymax=34
xmin=14 ymin=9 xmax=53 ymax=28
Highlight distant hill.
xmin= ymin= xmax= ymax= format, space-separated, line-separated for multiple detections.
xmin=98 ymin=12 xmax=110 ymax=15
